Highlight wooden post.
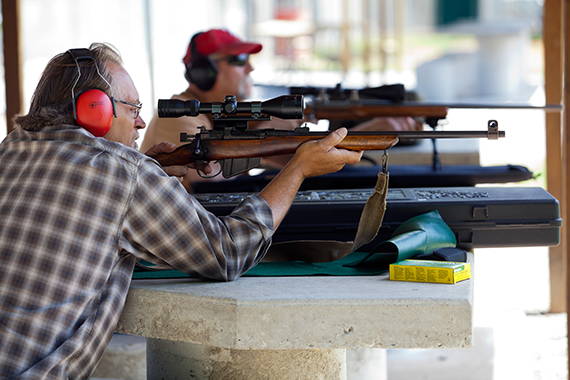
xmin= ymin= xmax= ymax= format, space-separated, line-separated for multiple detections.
xmin=562 ymin=2 xmax=570 ymax=380
xmin=544 ymin=0 xmax=566 ymax=313
xmin=2 ymin=0 xmax=23 ymax=135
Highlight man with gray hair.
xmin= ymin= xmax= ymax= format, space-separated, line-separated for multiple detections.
xmin=0 ymin=42 xmax=361 ymax=379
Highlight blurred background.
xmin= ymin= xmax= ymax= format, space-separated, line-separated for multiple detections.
xmin=0 ymin=0 xmax=549 ymax=181
xmin=0 ymin=0 xmax=546 ymax=139
xmin=2 ymin=0 xmax=566 ymax=378
xmin=0 ymin=0 xmax=550 ymax=179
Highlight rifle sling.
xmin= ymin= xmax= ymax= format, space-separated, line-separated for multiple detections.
xmin=262 ymin=169 xmax=389 ymax=263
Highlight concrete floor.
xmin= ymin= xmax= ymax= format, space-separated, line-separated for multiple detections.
xmin=387 ymin=246 xmax=567 ymax=380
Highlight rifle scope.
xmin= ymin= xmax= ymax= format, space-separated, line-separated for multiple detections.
xmin=158 ymin=95 xmax=304 ymax=120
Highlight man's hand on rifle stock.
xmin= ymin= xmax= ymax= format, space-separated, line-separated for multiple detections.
xmin=292 ymin=127 xmax=364 ymax=178
xmin=145 ymin=141 xmax=212 ymax=179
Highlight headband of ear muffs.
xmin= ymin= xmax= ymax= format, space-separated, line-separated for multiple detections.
xmin=185 ymin=33 xmax=219 ymax=92
xmin=67 ymin=48 xmax=116 ymax=137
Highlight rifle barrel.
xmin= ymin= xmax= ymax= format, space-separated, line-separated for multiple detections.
xmin=306 ymin=101 xmax=560 ymax=121
xmin=413 ymin=102 xmax=562 ymax=112
xmin=345 ymin=130 xmax=504 ymax=139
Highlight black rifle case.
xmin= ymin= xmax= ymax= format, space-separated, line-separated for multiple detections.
xmin=195 ymin=187 xmax=561 ymax=250
xmin=192 ymin=165 xmax=534 ymax=193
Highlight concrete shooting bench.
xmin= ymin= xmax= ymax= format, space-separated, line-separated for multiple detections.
xmin=116 ymin=253 xmax=474 ymax=380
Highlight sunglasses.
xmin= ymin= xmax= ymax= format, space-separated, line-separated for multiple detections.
xmin=216 ymin=54 xmax=249 ymax=67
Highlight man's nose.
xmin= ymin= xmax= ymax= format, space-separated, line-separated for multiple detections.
xmin=245 ymin=60 xmax=254 ymax=73
xmin=136 ymin=115 xmax=146 ymax=129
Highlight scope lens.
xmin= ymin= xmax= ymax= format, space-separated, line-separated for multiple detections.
xmin=158 ymin=99 xmax=201 ymax=118
xmin=261 ymin=95 xmax=304 ymax=119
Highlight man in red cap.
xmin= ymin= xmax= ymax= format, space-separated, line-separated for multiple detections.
xmin=141 ymin=28 xmax=419 ymax=191
xmin=141 ymin=29 xmax=309 ymax=190
xmin=181 ymin=28 xmax=262 ymax=100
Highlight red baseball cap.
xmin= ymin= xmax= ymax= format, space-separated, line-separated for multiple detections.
xmin=183 ymin=29 xmax=262 ymax=65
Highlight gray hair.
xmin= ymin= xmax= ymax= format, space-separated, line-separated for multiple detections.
xmin=14 ymin=42 xmax=123 ymax=131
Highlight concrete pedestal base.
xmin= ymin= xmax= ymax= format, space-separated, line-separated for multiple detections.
xmin=346 ymin=348 xmax=387 ymax=380
xmin=147 ymin=338 xmax=346 ymax=380
xmin=91 ymin=334 xmax=146 ymax=380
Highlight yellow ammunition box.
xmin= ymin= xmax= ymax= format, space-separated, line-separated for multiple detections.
xmin=389 ymin=260 xmax=471 ymax=284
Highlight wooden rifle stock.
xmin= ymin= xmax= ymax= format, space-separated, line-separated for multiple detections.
xmin=150 ymin=133 xmax=400 ymax=167
xmin=149 ymin=124 xmax=503 ymax=169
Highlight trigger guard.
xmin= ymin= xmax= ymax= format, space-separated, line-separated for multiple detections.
xmin=197 ymin=161 xmax=222 ymax=179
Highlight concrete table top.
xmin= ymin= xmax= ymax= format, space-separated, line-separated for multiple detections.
xmin=117 ymin=254 xmax=473 ymax=351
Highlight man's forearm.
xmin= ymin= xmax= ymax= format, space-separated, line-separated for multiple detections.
xmin=258 ymin=162 xmax=305 ymax=229
xmin=258 ymin=128 xmax=361 ymax=229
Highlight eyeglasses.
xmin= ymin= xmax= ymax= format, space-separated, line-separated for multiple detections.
xmin=115 ymin=98 xmax=142 ymax=119
xmin=216 ymin=54 xmax=249 ymax=67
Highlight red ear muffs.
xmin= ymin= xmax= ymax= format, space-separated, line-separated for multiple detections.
xmin=75 ymin=89 xmax=113 ymax=137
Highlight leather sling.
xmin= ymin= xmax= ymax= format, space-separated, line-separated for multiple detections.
xmin=262 ymin=167 xmax=389 ymax=263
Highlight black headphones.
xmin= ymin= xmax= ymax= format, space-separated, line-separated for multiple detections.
xmin=185 ymin=33 xmax=219 ymax=92
xmin=67 ymin=48 xmax=117 ymax=137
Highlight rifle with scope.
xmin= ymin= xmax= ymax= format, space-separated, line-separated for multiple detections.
xmin=148 ymin=94 xmax=505 ymax=179
xmin=290 ymin=83 xmax=561 ymax=128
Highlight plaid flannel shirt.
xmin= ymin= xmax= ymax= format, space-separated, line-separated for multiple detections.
xmin=0 ymin=125 xmax=273 ymax=379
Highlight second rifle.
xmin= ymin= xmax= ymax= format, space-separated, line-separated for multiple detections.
xmin=149 ymin=95 xmax=504 ymax=178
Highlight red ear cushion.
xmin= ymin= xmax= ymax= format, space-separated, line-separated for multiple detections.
xmin=76 ymin=89 xmax=113 ymax=137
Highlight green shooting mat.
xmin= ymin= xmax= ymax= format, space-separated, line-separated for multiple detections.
xmin=133 ymin=210 xmax=457 ymax=279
